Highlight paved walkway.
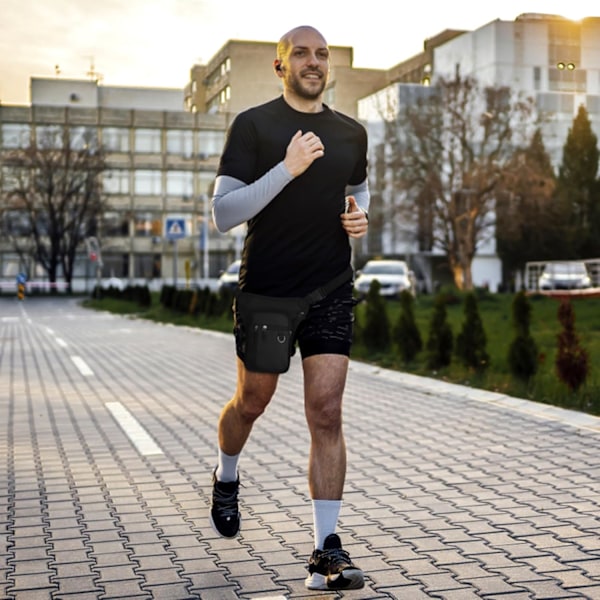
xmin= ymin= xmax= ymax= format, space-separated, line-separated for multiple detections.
xmin=1 ymin=297 xmax=600 ymax=600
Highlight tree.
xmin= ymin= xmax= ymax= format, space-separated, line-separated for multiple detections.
xmin=362 ymin=280 xmax=391 ymax=352
xmin=393 ymin=290 xmax=422 ymax=364
xmin=507 ymin=291 xmax=538 ymax=382
xmin=1 ymin=126 xmax=107 ymax=292
xmin=425 ymin=293 xmax=453 ymax=370
xmin=555 ymin=104 xmax=600 ymax=258
xmin=496 ymin=128 xmax=560 ymax=284
xmin=455 ymin=292 xmax=489 ymax=372
xmin=555 ymin=299 xmax=589 ymax=392
xmin=393 ymin=72 xmax=536 ymax=290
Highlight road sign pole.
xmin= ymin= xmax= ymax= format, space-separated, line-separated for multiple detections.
xmin=173 ymin=239 xmax=178 ymax=286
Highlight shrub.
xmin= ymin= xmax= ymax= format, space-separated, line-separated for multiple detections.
xmin=455 ymin=292 xmax=489 ymax=371
xmin=393 ymin=290 xmax=422 ymax=364
xmin=507 ymin=291 xmax=538 ymax=381
xmin=556 ymin=299 xmax=589 ymax=392
xmin=361 ymin=280 xmax=391 ymax=352
xmin=426 ymin=294 xmax=453 ymax=370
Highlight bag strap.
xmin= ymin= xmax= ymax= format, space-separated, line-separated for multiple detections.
xmin=304 ymin=265 xmax=354 ymax=305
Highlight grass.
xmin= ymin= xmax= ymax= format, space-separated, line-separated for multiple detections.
xmin=83 ymin=290 xmax=600 ymax=416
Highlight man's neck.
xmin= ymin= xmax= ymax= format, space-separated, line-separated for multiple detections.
xmin=282 ymin=90 xmax=324 ymax=113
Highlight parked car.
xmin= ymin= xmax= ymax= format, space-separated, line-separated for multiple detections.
xmin=217 ymin=259 xmax=241 ymax=293
xmin=538 ymin=261 xmax=592 ymax=290
xmin=354 ymin=259 xmax=416 ymax=299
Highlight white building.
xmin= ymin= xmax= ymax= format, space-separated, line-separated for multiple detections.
xmin=359 ymin=13 xmax=600 ymax=292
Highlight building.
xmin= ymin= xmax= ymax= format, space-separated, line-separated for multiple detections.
xmin=1 ymin=80 xmax=230 ymax=291
xmin=184 ymin=39 xmax=387 ymax=119
xmin=358 ymin=13 xmax=600 ymax=292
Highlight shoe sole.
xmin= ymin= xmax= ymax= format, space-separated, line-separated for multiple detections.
xmin=209 ymin=511 xmax=241 ymax=538
xmin=305 ymin=568 xmax=364 ymax=590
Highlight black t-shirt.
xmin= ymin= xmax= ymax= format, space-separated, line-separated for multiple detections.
xmin=217 ymin=96 xmax=368 ymax=296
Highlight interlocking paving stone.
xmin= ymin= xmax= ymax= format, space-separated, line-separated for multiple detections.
xmin=2 ymin=297 xmax=600 ymax=599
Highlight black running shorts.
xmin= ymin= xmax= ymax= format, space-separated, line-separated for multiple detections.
xmin=234 ymin=281 xmax=356 ymax=362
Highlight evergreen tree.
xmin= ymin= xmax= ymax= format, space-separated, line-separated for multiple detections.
xmin=496 ymin=128 xmax=560 ymax=282
xmin=507 ymin=291 xmax=538 ymax=381
xmin=362 ymin=279 xmax=391 ymax=352
xmin=425 ymin=294 xmax=453 ymax=370
xmin=556 ymin=299 xmax=589 ymax=392
xmin=455 ymin=292 xmax=489 ymax=371
xmin=556 ymin=105 xmax=600 ymax=257
xmin=393 ymin=290 xmax=422 ymax=364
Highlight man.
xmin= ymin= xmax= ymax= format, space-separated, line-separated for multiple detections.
xmin=210 ymin=25 xmax=369 ymax=591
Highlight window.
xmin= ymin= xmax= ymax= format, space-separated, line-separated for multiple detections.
xmin=103 ymin=170 xmax=130 ymax=195
xmin=134 ymin=212 xmax=161 ymax=237
xmin=2 ymin=210 xmax=31 ymax=236
xmin=166 ymin=130 xmax=193 ymax=156
xmin=166 ymin=170 xmax=193 ymax=197
xmin=134 ymin=253 xmax=161 ymax=278
xmin=103 ymin=127 xmax=130 ymax=152
xmin=36 ymin=125 xmax=63 ymax=149
xmin=69 ymin=126 xmax=98 ymax=150
xmin=102 ymin=211 xmax=129 ymax=237
xmin=1 ymin=123 xmax=31 ymax=148
xmin=199 ymin=130 xmax=225 ymax=157
xmin=134 ymin=170 xmax=162 ymax=195
xmin=134 ymin=128 xmax=161 ymax=153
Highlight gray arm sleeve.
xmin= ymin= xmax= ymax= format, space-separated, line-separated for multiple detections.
xmin=211 ymin=162 xmax=294 ymax=232
xmin=345 ymin=179 xmax=370 ymax=214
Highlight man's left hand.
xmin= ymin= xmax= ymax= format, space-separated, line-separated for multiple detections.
xmin=341 ymin=196 xmax=368 ymax=239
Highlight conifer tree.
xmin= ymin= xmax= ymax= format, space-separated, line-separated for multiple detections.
xmin=556 ymin=299 xmax=589 ymax=392
xmin=425 ymin=294 xmax=453 ymax=370
xmin=507 ymin=291 xmax=538 ymax=381
xmin=455 ymin=292 xmax=489 ymax=371
xmin=362 ymin=279 xmax=391 ymax=352
xmin=393 ymin=290 xmax=422 ymax=364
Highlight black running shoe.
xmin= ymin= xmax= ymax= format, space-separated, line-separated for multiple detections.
xmin=305 ymin=533 xmax=364 ymax=590
xmin=209 ymin=472 xmax=241 ymax=538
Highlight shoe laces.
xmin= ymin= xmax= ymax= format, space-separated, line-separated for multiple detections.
xmin=213 ymin=481 xmax=239 ymax=518
xmin=320 ymin=546 xmax=352 ymax=571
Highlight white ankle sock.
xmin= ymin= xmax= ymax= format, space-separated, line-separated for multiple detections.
xmin=216 ymin=449 xmax=240 ymax=483
xmin=312 ymin=499 xmax=342 ymax=550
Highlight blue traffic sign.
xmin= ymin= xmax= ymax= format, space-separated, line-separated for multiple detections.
xmin=165 ymin=217 xmax=187 ymax=240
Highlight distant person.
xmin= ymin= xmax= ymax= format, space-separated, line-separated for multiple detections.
xmin=210 ymin=25 xmax=369 ymax=590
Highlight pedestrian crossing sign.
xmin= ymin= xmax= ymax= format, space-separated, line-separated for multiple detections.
xmin=165 ymin=217 xmax=187 ymax=240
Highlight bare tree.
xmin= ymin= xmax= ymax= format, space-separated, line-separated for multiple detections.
xmin=392 ymin=73 xmax=536 ymax=289
xmin=1 ymin=126 xmax=107 ymax=292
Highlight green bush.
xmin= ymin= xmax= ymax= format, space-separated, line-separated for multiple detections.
xmin=361 ymin=280 xmax=391 ymax=352
xmin=508 ymin=291 xmax=538 ymax=381
xmin=393 ymin=290 xmax=422 ymax=364
xmin=455 ymin=292 xmax=489 ymax=372
xmin=426 ymin=294 xmax=453 ymax=370
xmin=556 ymin=299 xmax=589 ymax=392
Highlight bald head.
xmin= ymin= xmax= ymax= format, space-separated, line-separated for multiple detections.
xmin=277 ymin=26 xmax=328 ymax=62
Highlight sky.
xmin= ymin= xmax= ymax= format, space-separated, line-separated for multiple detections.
xmin=0 ymin=0 xmax=595 ymax=105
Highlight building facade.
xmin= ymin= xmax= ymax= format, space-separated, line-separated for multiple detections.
xmin=358 ymin=13 xmax=600 ymax=292
xmin=0 ymin=84 xmax=231 ymax=291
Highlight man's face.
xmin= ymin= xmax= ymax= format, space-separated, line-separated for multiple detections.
xmin=280 ymin=29 xmax=330 ymax=100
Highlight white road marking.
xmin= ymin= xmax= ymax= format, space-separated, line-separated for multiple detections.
xmin=71 ymin=355 xmax=94 ymax=376
xmin=55 ymin=337 xmax=68 ymax=348
xmin=105 ymin=402 xmax=163 ymax=456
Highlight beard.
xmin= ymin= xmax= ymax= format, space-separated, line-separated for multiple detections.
xmin=287 ymin=70 xmax=327 ymax=100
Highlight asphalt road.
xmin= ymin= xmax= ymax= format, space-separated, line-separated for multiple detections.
xmin=1 ymin=296 xmax=600 ymax=599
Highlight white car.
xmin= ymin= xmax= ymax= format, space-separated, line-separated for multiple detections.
xmin=217 ymin=259 xmax=241 ymax=293
xmin=538 ymin=261 xmax=592 ymax=290
xmin=354 ymin=259 xmax=416 ymax=299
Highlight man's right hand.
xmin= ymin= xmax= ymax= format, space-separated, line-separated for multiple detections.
xmin=283 ymin=130 xmax=325 ymax=177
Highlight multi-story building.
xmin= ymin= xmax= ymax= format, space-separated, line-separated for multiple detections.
xmin=1 ymin=79 xmax=230 ymax=290
xmin=184 ymin=39 xmax=387 ymax=119
xmin=358 ymin=13 xmax=600 ymax=292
